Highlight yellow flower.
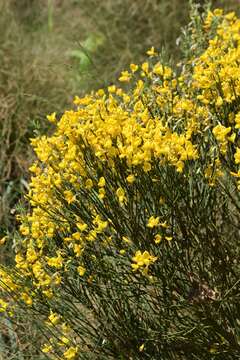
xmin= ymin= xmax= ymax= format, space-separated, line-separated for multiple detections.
xmin=85 ymin=178 xmax=93 ymax=189
xmin=96 ymin=89 xmax=105 ymax=97
xmin=225 ymin=12 xmax=235 ymax=21
xmin=98 ymin=188 xmax=105 ymax=200
xmin=228 ymin=134 xmax=235 ymax=145
xmin=154 ymin=234 xmax=162 ymax=244
xmin=46 ymin=112 xmax=56 ymax=123
xmin=212 ymin=125 xmax=231 ymax=142
xmin=63 ymin=346 xmax=78 ymax=360
xmin=216 ymin=96 xmax=223 ymax=107
xmin=48 ymin=310 xmax=60 ymax=325
xmin=147 ymin=216 xmax=159 ymax=228
xmin=130 ymin=63 xmax=139 ymax=73
xmin=141 ymin=62 xmax=149 ymax=74
xmin=74 ymin=94 xmax=92 ymax=105
xmin=74 ymin=244 xmax=83 ymax=257
xmin=116 ymin=187 xmax=126 ymax=204
xmin=77 ymin=266 xmax=86 ymax=276
xmin=126 ymin=174 xmax=135 ymax=184
xmin=72 ymin=232 xmax=81 ymax=240
xmin=235 ymin=113 xmax=240 ymax=129
xmin=98 ymin=177 xmax=106 ymax=187
xmin=143 ymin=162 xmax=151 ymax=172
xmin=21 ymin=293 xmax=33 ymax=306
xmin=94 ymin=215 xmax=108 ymax=232
xmin=139 ymin=343 xmax=145 ymax=352
xmin=132 ymin=250 xmax=158 ymax=272
xmin=0 ymin=236 xmax=7 ymax=245
xmin=119 ymin=70 xmax=131 ymax=82
xmin=47 ymin=255 xmax=63 ymax=269
xmin=146 ymin=46 xmax=157 ymax=56
xmin=64 ymin=190 xmax=76 ymax=204
xmin=153 ymin=62 xmax=163 ymax=75
xmin=108 ymin=85 xmax=116 ymax=93
xmin=0 ymin=299 xmax=8 ymax=312
xmin=234 ymin=148 xmax=240 ymax=164
xmin=213 ymin=9 xmax=223 ymax=17
xmin=42 ymin=344 xmax=53 ymax=353
xmin=42 ymin=289 xmax=53 ymax=299
xmin=59 ymin=336 xmax=70 ymax=346
xmin=76 ymin=223 xmax=88 ymax=232
xmin=160 ymin=221 xmax=169 ymax=228
xmin=230 ymin=171 xmax=240 ymax=178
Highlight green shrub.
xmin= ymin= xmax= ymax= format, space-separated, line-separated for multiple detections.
xmin=1 ymin=5 xmax=240 ymax=360
xmin=1 ymin=0 xmax=239 ymax=239
xmin=0 ymin=0 xmax=191 ymax=243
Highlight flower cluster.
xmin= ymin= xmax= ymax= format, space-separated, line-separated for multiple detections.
xmin=131 ymin=250 xmax=158 ymax=275
xmin=1 ymin=7 xmax=240 ymax=359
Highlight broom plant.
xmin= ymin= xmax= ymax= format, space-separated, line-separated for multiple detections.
xmin=0 ymin=4 xmax=240 ymax=359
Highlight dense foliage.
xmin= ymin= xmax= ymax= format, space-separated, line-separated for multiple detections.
xmin=0 ymin=0 xmax=190 ymax=238
xmin=1 ymin=5 xmax=240 ymax=360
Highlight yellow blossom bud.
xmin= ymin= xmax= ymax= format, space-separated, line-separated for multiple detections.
xmin=119 ymin=71 xmax=131 ymax=82
xmin=154 ymin=234 xmax=162 ymax=244
xmin=98 ymin=177 xmax=106 ymax=187
xmin=147 ymin=216 xmax=159 ymax=228
xmin=77 ymin=266 xmax=86 ymax=276
xmin=126 ymin=174 xmax=135 ymax=183
xmin=63 ymin=346 xmax=78 ymax=360
xmin=146 ymin=46 xmax=157 ymax=56
xmin=141 ymin=62 xmax=149 ymax=74
xmin=130 ymin=63 xmax=139 ymax=73
xmin=46 ymin=112 xmax=56 ymax=123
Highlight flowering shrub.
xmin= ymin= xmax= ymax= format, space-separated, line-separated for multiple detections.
xmin=1 ymin=6 xmax=240 ymax=359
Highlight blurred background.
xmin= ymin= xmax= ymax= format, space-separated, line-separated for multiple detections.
xmin=0 ymin=0 xmax=239 ymax=240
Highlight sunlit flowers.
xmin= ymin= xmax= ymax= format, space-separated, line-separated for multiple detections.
xmin=63 ymin=346 xmax=78 ymax=359
xmin=1 ymin=7 xmax=240 ymax=359
xmin=131 ymin=250 xmax=158 ymax=274
xmin=119 ymin=70 xmax=131 ymax=82
xmin=234 ymin=148 xmax=240 ymax=164
xmin=147 ymin=216 xmax=160 ymax=228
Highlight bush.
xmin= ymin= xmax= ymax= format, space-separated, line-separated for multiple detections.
xmin=0 ymin=0 xmax=191 ymax=242
xmin=0 ymin=0 xmax=239 ymax=239
xmin=1 ymin=4 xmax=240 ymax=360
